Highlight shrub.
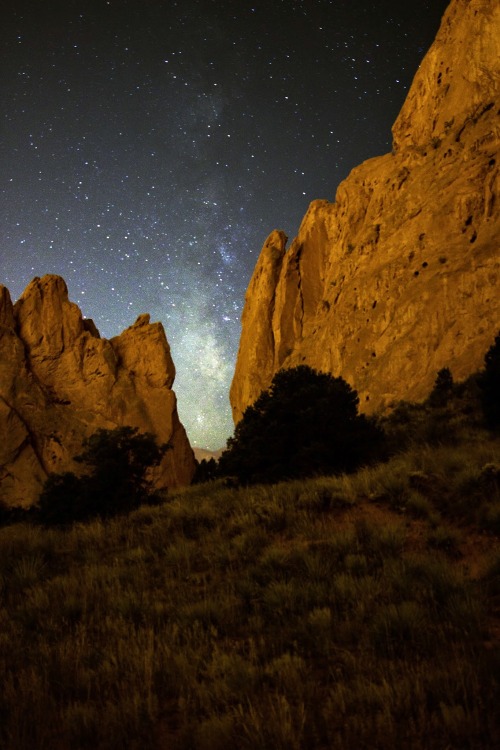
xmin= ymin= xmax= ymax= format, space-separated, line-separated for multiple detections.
xmin=37 ymin=427 xmax=169 ymax=525
xmin=219 ymin=366 xmax=386 ymax=485
xmin=193 ymin=458 xmax=218 ymax=484
xmin=426 ymin=526 xmax=462 ymax=558
xmin=428 ymin=367 xmax=454 ymax=407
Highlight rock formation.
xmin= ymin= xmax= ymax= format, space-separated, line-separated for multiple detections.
xmin=231 ymin=0 xmax=500 ymax=424
xmin=0 ymin=275 xmax=196 ymax=507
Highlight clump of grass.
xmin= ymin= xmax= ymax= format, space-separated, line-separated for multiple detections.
xmin=426 ymin=525 xmax=463 ymax=558
xmin=405 ymin=491 xmax=434 ymax=519
xmin=370 ymin=600 xmax=428 ymax=657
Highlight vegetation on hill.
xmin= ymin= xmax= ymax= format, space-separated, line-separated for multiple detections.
xmin=0 ymin=332 xmax=499 ymax=748
xmin=1 ymin=440 xmax=500 ymax=749
xmin=218 ymin=365 xmax=385 ymax=485
xmin=37 ymin=427 xmax=169 ymax=525
xmin=1 ymin=401 xmax=500 ymax=748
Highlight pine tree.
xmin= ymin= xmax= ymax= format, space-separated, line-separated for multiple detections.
xmin=219 ymin=366 xmax=385 ymax=485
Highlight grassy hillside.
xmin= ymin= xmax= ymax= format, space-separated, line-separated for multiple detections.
xmin=1 ymin=417 xmax=500 ymax=748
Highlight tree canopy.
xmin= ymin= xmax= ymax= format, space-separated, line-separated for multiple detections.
xmin=428 ymin=367 xmax=454 ymax=407
xmin=37 ymin=426 xmax=169 ymax=525
xmin=218 ymin=365 xmax=385 ymax=485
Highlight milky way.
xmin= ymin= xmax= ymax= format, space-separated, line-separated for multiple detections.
xmin=1 ymin=0 xmax=450 ymax=449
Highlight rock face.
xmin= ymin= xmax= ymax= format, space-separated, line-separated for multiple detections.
xmin=0 ymin=275 xmax=196 ymax=507
xmin=231 ymin=0 xmax=500 ymax=424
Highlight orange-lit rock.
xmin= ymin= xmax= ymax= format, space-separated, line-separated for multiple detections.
xmin=0 ymin=275 xmax=195 ymax=507
xmin=231 ymin=0 xmax=500 ymax=424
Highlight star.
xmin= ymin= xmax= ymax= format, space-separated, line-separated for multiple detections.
xmin=0 ymin=0 xmax=450 ymax=449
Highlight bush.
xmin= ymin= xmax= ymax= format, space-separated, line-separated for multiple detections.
xmin=218 ymin=366 xmax=386 ymax=485
xmin=37 ymin=427 xmax=169 ymax=525
xmin=428 ymin=367 xmax=454 ymax=407
xmin=193 ymin=458 xmax=218 ymax=484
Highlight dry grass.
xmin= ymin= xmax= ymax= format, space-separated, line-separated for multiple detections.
xmin=1 ymin=433 xmax=500 ymax=749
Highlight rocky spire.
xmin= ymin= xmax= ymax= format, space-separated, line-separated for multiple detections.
xmin=230 ymin=0 xmax=500 ymax=424
xmin=0 ymin=275 xmax=195 ymax=507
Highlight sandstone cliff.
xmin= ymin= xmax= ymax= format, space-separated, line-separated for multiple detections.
xmin=0 ymin=275 xmax=196 ymax=507
xmin=231 ymin=0 xmax=500 ymax=424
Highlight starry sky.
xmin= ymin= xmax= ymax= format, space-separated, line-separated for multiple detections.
xmin=1 ymin=0 xmax=450 ymax=450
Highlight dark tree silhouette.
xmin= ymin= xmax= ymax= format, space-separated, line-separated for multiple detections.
xmin=219 ymin=365 xmax=385 ymax=485
xmin=37 ymin=427 xmax=169 ymax=525
xmin=193 ymin=457 xmax=218 ymax=484
xmin=478 ymin=331 xmax=500 ymax=430
xmin=428 ymin=367 xmax=454 ymax=407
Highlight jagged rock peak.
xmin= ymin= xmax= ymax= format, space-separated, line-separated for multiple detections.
xmin=230 ymin=0 xmax=500 ymax=425
xmin=111 ymin=311 xmax=176 ymax=390
xmin=0 ymin=275 xmax=195 ymax=507
xmin=0 ymin=285 xmax=15 ymax=328
xmin=133 ymin=313 xmax=151 ymax=327
xmin=14 ymin=274 xmax=88 ymax=356
xmin=392 ymin=0 xmax=500 ymax=152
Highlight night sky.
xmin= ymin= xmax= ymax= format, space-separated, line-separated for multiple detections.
xmin=1 ymin=0 xmax=450 ymax=450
